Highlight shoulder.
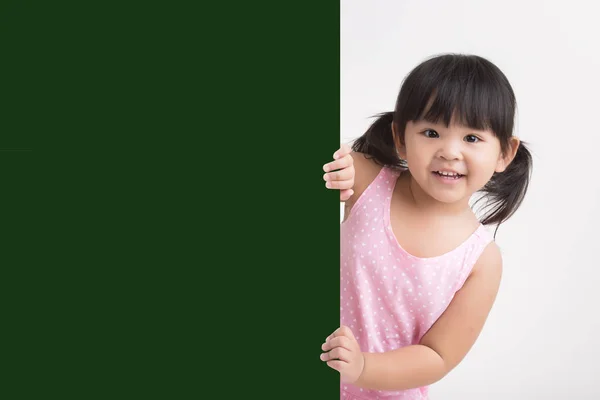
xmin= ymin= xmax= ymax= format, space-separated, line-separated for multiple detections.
xmin=350 ymin=151 xmax=381 ymax=175
xmin=469 ymin=240 xmax=503 ymax=285
xmin=345 ymin=151 xmax=384 ymax=207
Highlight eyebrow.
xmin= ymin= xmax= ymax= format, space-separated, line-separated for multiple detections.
xmin=416 ymin=120 xmax=493 ymax=135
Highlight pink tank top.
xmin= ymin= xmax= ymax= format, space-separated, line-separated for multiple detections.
xmin=340 ymin=166 xmax=493 ymax=400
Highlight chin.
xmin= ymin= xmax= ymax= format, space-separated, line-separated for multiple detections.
xmin=425 ymin=180 xmax=471 ymax=204
xmin=430 ymin=191 xmax=466 ymax=204
xmin=414 ymin=173 xmax=473 ymax=204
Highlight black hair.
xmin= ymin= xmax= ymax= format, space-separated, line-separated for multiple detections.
xmin=352 ymin=54 xmax=532 ymax=236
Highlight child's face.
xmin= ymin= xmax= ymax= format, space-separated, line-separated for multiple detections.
xmin=396 ymin=118 xmax=513 ymax=205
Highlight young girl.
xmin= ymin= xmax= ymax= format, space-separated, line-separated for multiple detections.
xmin=320 ymin=54 xmax=532 ymax=399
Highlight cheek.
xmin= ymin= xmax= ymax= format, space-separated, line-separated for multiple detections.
xmin=468 ymin=151 xmax=501 ymax=177
xmin=405 ymin=150 xmax=428 ymax=171
xmin=404 ymin=139 xmax=429 ymax=163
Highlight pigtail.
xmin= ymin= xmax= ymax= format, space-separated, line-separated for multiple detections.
xmin=476 ymin=141 xmax=533 ymax=237
xmin=351 ymin=112 xmax=406 ymax=169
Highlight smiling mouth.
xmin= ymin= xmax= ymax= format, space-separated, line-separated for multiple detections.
xmin=432 ymin=171 xmax=465 ymax=179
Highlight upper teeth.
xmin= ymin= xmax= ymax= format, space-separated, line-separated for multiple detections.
xmin=438 ymin=171 xmax=459 ymax=176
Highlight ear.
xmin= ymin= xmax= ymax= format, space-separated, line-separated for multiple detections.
xmin=495 ymin=136 xmax=520 ymax=173
xmin=391 ymin=122 xmax=407 ymax=159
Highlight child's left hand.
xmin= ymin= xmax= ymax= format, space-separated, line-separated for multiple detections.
xmin=320 ymin=325 xmax=365 ymax=383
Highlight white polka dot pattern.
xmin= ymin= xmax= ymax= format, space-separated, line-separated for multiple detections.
xmin=340 ymin=167 xmax=493 ymax=400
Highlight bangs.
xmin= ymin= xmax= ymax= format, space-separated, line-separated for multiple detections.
xmin=396 ymin=54 xmax=516 ymax=141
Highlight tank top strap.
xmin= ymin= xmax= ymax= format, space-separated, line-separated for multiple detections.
xmin=472 ymin=223 xmax=494 ymax=246
xmin=345 ymin=166 xmax=401 ymax=223
xmin=453 ymin=224 xmax=495 ymax=291
xmin=368 ymin=166 xmax=401 ymax=209
xmin=380 ymin=166 xmax=403 ymax=181
xmin=379 ymin=167 xmax=401 ymax=226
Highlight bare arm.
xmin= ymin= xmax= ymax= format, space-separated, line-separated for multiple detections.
xmin=353 ymin=242 xmax=503 ymax=391
xmin=341 ymin=151 xmax=383 ymax=221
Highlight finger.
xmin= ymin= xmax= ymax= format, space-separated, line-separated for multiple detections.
xmin=340 ymin=189 xmax=354 ymax=202
xmin=335 ymin=325 xmax=357 ymax=341
xmin=323 ymin=154 xmax=353 ymax=172
xmin=326 ymin=360 xmax=345 ymax=372
xmin=321 ymin=347 xmax=351 ymax=363
xmin=323 ymin=167 xmax=354 ymax=182
xmin=325 ymin=324 xmax=349 ymax=341
xmin=326 ymin=179 xmax=354 ymax=190
xmin=322 ymin=336 xmax=353 ymax=352
xmin=327 ymin=326 xmax=343 ymax=341
xmin=322 ymin=336 xmax=348 ymax=352
xmin=333 ymin=143 xmax=352 ymax=160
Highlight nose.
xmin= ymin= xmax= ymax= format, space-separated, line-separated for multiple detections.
xmin=436 ymin=139 xmax=463 ymax=161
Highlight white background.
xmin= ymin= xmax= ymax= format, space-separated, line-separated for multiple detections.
xmin=341 ymin=1 xmax=600 ymax=398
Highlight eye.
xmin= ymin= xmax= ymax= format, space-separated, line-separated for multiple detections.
xmin=464 ymin=134 xmax=480 ymax=143
xmin=422 ymin=129 xmax=439 ymax=138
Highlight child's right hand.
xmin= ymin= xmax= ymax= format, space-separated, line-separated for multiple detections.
xmin=323 ymin=143 xmax=355 ymax=202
